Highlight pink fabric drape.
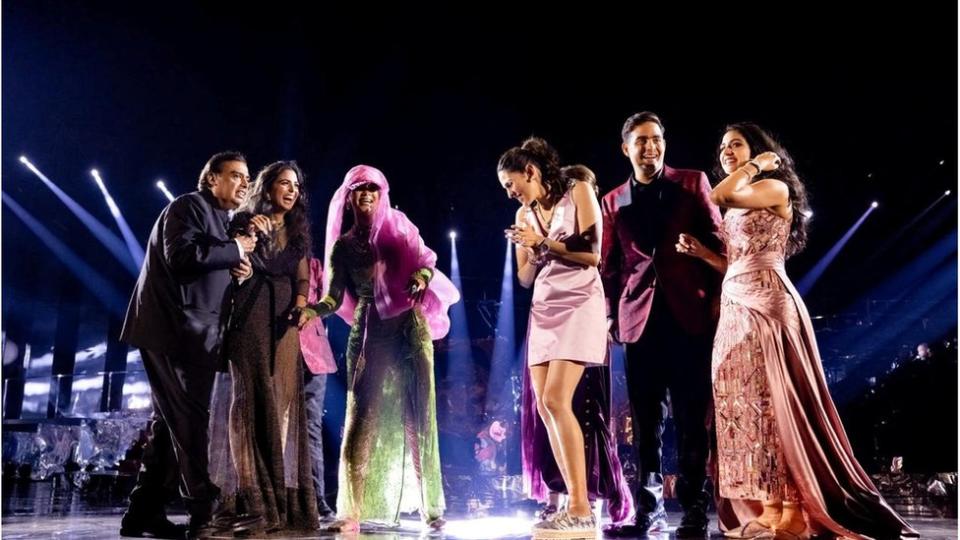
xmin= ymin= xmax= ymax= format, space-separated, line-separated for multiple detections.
xmin=716 ymin=251 xmax=916 ymax=540
xmin=322 ymin=165 xmax=460 ymax=339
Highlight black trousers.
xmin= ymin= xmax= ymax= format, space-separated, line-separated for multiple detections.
xmin=128 ymin=339 xmax=221 ymax=518
xmin=624 ymin=292 xmax=712 ymax=518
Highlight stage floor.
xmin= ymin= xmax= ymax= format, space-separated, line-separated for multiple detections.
xmin=3 ymin=481 xmax=956 ymax=539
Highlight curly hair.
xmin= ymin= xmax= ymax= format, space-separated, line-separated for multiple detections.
xmin=715 ymin=123 xmax=811 ymax=256
xmin=242 ymin=160 xmax=312 ymax=258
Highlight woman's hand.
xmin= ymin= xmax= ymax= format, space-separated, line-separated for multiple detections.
xmin=294 ymin=306 xmax=317 ymax=329
xmin=250 ymin=214 xmax=273 ymax=236
xmin=407 ymin=275 xmax=427 ymax=303
xmin=752 ymin=151 xmax=781 ymax=172
xmin=504 ymin=222 xmax=544 ymax=249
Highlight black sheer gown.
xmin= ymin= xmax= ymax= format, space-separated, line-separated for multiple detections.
xmin=208 ymin=215 xmax=319 ymax=533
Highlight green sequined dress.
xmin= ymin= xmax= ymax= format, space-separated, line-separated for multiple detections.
xmin=317 ymin=230 xmax=445 ymax=525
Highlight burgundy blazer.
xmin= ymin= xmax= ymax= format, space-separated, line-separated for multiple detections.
xmin=600 ymin=165 xmax=724 ymax=343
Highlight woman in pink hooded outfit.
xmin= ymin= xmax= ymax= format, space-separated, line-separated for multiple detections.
xmin=300 ymin=165 xmax=459 ymax=533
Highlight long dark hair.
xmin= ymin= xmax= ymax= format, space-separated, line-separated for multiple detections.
xmin=243 ymin=160 xmax=312 ymax=258
xmin=497 ymin=137 xmax=567 ymax=205
xmin=561 ymin=164 xmax=599 ymax=197
xmin=715 ymin=123 xmax=811 ymax=257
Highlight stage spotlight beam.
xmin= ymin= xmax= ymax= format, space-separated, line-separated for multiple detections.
xmin=3 ymin=191 xmax=126 ymax=313
xmin=17 ymin=156 xmax=138 ymax=275
xmin=91 ymin=169 xmax=144 ymax=268
xmin=91 ymin=170 xmax=121 ymax=218
xmin=156 ymin=180 xmax=175 ymax=202
xmin=486 ymin=238 xmax=517 ymax=417
xmin=864 ymin=190 xmax=953 ymax=267
xmin=446 ymin=227 xmax=475 ymax=388
xmin=797 ymin=201 xmax=879 ymax=295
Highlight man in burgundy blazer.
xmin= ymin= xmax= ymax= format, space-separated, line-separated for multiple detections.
xmin=601 ymin=112 xmax=723 ymax=537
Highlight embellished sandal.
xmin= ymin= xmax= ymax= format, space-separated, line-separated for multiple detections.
xmin=725 ymin=520 xmax=774 ymax=539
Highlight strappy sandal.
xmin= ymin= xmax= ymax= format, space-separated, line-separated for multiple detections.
xmin=725 ymin=520 xmax=775 ymax=539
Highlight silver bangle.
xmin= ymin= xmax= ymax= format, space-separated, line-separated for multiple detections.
xmin=535 ymin=238 xmax=549 ymax=257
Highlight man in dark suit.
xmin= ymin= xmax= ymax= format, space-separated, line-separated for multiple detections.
xmin=119 ymin=151 xmax=256 ymax=539
xmin=601 ymin=112 xmax=723 ymax=537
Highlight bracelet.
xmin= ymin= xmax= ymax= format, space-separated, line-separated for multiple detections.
xmin=537 ymin=237 xmax=549 ymax=252
xmin=412 ymin=267 xmax=433 ymax=284
xmin=533 ymin=237 xmax=550 ymax=260
xmin=746 ymin=161 xmax=762 ymax=176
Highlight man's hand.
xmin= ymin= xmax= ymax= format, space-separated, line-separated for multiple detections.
xmin=237 ymin=235 xmax=257 ymax=254
xmin=231 ymin=258 xmax=252 ymax=280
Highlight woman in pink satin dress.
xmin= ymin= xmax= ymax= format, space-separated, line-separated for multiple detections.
xmin=498 ymin=137 xmax=606 ymax=537
xmin=677 ymin=123 xmax=916 ymax=540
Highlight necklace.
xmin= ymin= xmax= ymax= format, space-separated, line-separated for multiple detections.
xmin=534 ymin=200 xmax=555 ymax=229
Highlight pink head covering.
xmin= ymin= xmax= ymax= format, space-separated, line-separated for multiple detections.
xmin=323 ymin=165 xmax=460 ymax=339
